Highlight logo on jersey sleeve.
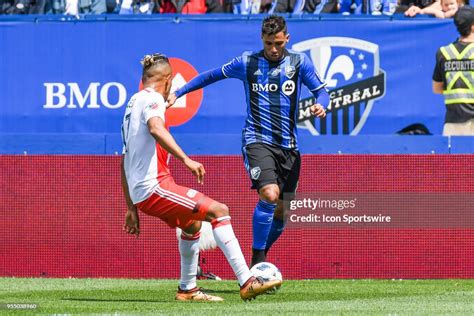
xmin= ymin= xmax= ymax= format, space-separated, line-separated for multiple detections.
xmin=147 ymin=102 xmax=160 ymax=110
xmin=292 ymin=37 xmax=386 ymax=135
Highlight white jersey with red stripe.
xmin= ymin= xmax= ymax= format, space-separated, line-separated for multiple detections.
xmin=121 ymin=87 xmax=171 ymax=204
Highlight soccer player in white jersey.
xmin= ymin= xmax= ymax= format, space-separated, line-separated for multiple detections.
xmin=121 ymin=53 xmax=281 ymax=301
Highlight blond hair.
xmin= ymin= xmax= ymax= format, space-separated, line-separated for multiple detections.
xmin=141 ymin=53 xmax=170 ymax=83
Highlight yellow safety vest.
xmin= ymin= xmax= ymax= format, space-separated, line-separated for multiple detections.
xmin=439 ymin=42 xmax=474 ymax=105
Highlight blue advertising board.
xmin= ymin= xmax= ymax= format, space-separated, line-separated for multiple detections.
xmin=0 ymin=15 xmax=468 ymax=154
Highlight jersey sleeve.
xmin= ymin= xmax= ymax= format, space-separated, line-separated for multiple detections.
xmin=301 ymin=54 xmax=327 ymax=93
xmin=174 ymin=67 xmax=226 ymax=98
xmin=141 ymin=93 xmax=166 ymax=124
xmin=221 ymin=56 xmax=246 ymax=80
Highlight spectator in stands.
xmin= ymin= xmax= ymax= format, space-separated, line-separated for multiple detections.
xmin=260 ymin=0 xmax=329 ymax=13
xmin=28 ymin=0 xmax=49 ymax=12
xmin=231 ymin=0 xmax=318 ymax=14
xmin=432 ymin=5 xmax=474 ymax=135
xmin=405 ymin=0 xmax=463 ymax=18
xmin=78 ymin=0 xmax=106 ymax=13
xmin=304 ymin=0 xmax=338 ymax=13
xmin=338 ymin=0 xmax=398 ymax=15
xmin=399 ymin=0 xmax=435 ymax=15
xmin=154 ymin=0 xmax=223 ymax=13
xmin=222 ymin=0 xmax=237 ymax=12
xmin=265 ymin=0 xmax=295 ymax=12
xmin=0 ymin=0 xmax=30 ymax=13
xmin=48 ymin=0 xmax=106 ymax=14
xmin=422 ymin=0 xmax=462 ymax=17
xmin=118 ymin=0 xmax=155 ymax=13
xmin=105 ymin=0 xmax=116 ymax=12
xmin=0 ymin=0 xmax=106 ymax=16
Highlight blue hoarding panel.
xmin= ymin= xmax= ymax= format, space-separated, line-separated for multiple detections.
xmin=0 ymin=16 xmax=463 ymax=154
xmin=0 ymin=134 xmax=106 ymax=154
xmin=450 ymin=137 xmax=474 ymax=154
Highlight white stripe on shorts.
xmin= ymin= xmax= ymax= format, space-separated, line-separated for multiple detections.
xmin=154 ymin=185 xmax=196 ymax=209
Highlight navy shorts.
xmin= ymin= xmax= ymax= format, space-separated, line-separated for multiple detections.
xmin=242 ymin=142 xmax=300 ymax=199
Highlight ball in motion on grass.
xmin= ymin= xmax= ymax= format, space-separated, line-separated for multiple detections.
xmin=250 ymin=262 xmax=282 ymax=292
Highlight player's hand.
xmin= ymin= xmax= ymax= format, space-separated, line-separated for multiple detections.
xmin=123 ymin=208 xmax=140 ymax=238
xmin=184 ymin=158 xmax=206 ymax=185
xmin=167 ymin=93 xmax=177 ymax=109
xmin=310 ymin=104 xmax=326 ymax=118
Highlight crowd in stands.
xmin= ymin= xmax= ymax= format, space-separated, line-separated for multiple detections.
xmin=0 ymin=0 xmax=469 ymax=18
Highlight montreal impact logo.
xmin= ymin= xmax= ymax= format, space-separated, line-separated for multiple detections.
xmin=292 ymin=37 xmax=386 ymax=135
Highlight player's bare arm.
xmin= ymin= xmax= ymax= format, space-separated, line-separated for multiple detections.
xmin=147 ymin=116 xmax=205 ymax=184
xmin=432 ymin=81 xmax=444 ymax=94
xmin=121 ymin=156 xmax=140 ymax=237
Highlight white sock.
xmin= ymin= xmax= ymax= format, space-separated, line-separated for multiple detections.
xmin=212 ymin=216 xmax=253 ymax=286
xmin=178 ymin=232 xmax=200 ymax=291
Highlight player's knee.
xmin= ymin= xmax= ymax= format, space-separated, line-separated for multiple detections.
xmin=259 ymin=187 xmax=280 ymax=204
xmin=182 ymin=221 xmax=201 ymax=236
xmin=216 ymin=203 xmax=230 ymax=217
xmin=206 ymin=202 xmax=229 ymax=220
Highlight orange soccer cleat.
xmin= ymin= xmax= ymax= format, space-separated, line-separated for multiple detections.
xmin=175 ymin=287 xmax=224 ymax=302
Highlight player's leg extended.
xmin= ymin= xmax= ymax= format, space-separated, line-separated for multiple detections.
xmin=176 ymin=220 xmax=224 ymax=302
xmin=178 ymin=221 xmax=202 ymax=292
xmin=252 ymin=184 xmax=279 ymax=266
xmin=203 ymin=201 xmax=253 ymax=287
xmin=242 ymin=143 xmax=280 ymax=266
xmin=265 ymin=149 xmax=300 ymax=256
xmin=204 ymin=200 xmax=281 ymax=300
xmin=136 ymin=180 xmax=223 ymax=301
xmin=264 ymin=200 xmax=286 ymax=256
xmin=139 ymin=180 xmax=280 ymax=300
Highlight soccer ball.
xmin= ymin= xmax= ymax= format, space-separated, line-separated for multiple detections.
xmin=250 ymin=262 xmax=283 ymax=292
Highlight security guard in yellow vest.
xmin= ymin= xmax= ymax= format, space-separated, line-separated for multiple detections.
xmin=433 ymin=5 xmax=474 ymax=136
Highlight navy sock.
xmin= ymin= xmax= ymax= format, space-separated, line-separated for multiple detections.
xmin=252 ymin=200 xmax=276 ymax=250
xmin=265 ymin=218 xmax=285 ymax=255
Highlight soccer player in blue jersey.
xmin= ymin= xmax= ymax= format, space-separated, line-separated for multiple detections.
xmin=168 ymin=15 xmax=329 ymax=267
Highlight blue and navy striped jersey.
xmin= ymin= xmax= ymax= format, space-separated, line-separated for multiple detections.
xmin=221 ymin=49 xmax=327 ymax=150
xmin=174 ymin=49 xmax=328 ymax=150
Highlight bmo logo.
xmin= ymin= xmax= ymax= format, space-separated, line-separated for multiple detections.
xmin=43 ymin=57 xmax=203 ymax=127
xmin=252 ymin=83 xmax=279 ymax=92
xmin=43 ymin=82 xmax=127 ymax=109
xmin=251 ymin=81 xmax=295 ymax=96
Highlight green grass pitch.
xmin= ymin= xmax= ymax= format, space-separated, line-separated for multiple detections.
xmin=1 ymin=278 xmax=473 ymax=314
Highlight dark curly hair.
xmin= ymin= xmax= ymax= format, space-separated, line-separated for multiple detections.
xmin=261 ymin=15 xmax=287 ymax=36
